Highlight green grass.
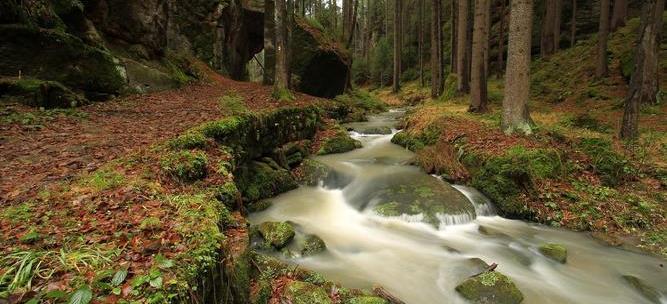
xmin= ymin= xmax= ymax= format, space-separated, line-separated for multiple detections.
xmin=79 ymin=169 xmax=125 ymax=191
xmin=219 ymin=92 xmax=249 ymax=116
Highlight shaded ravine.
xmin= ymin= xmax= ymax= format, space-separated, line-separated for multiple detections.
xmin=250 ymin=110 xmax=667 ymax=304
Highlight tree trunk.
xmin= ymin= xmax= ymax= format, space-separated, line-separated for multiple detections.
xmin=501 ymin=0 xmax=534 ymax=135
xmin=392 ymin=0 xmax=401 ymax=93
xmin=419 ymin=0 xmax=425 ymax=87
xmin=456 ymin=0 xmax=470 ymax=92
xmin=497 ymin=0 xmax=506 ymax=79
xmin=596 ymin=0 xmax=610 ymax=77
xmin=611 ymin=0 xmax=628 ymax=31
xmin=431 ymin=0 xmax=443 ymax=97
xmin=274 ymin=0 xmax=290 ymax=92
xmin=570 ymin=0 xmax=576 ymax=47
xmin=263 ymin=0 xmax=276 ymax=85
xmin=451 ymin=0 xmax=458 ymax=74
xmin=620 ymin=0 xmax=665 ymax=139
xmin=540 ymin=0 xmax=560 ymax=57
xmin=554 ymin=0 xmax=561 ymax=51
xmin=483 ymin=0 xmax=491 ymax=75
xmin=470 ymin=0 xmax=489 ymax=112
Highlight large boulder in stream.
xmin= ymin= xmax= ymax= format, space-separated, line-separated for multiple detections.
xmin=538 ymin=243 xmax=567 ymax=264
xmin=258 ymin=222 xmax=296 ymax=249
xmin=371 ymin=173 xmax=475 ymax=227
xmin=283 ymin=281 xmax=333 ymax=304
xmin=455 ymin=271 xmax=524 ymax=304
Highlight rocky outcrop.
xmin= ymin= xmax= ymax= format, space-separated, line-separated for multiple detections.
xmin=455 ymin=271 xmax=524 ymax=304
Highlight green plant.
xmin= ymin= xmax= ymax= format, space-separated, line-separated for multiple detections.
xmin=219 ymin=92 xmax=248 ymax=116
xmin=160 ymin=150 xmax=208 ymax=182
xmin=577 ymin=138 xmax=634 ymax=186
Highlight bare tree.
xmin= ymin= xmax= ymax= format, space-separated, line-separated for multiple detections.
xmin=611 ymin=0 xmax=628 ymax=31
xmin=501 ymin=0 xmax=534 ymax=135
xmin=620 ymin=0 xmax=665 ymax=139
xmin=456 ymin=0 xmax=470 ymax=92
xmin=541 ymin=0 xmax=561 ymax=56
xmin=596 ymin=0 xmax=610 ymax=77
xmin=470 ymin=0 xmax=489 ymax=112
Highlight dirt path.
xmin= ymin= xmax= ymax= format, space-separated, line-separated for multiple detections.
xmin=0 ymin=72 xmax=320 ymax=204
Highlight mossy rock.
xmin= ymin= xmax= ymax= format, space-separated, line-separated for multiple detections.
xmin=350 ymin=125 xmax=393 ymax=135
xmin=234 ymin=160 xmax=298 ymax=202
xmin=296 ymin=159 xmax=334 ymax=186
xmin=455 ymin=271 xmax=524 ymax=304
xmin=370 ymin=173 xmax=475 ymax=227
xmin=250 ymin=278 xmax=272 ymax=304
xmin=301 ymin=234 xmax=327 ymax=256
xmin=0 ymin=25 xmax=127 ymax=98
xmin=622 ymin=275 xmax=662 ymax=304
xmin=0 ymin=78 xmax=87 ymax=108
xmin=258 ymin=222 xmax=295 ymax=249
xmin=538 ymin=243 xmax=567 ymax=264
xmin=167 ymin=131 xmax=208 ymax=150
xmin=160 ymin=150 xmax=208 ymax=182
xmin=283 ymin=281 xmax=332 ymax=304
xmin=318 ymin=133 xmax=362 ymax=155
xmin=346 ymin=296 xmax=389 ymax=304
xmin=213 ymin=182 xmax=241 ymax=210
xmin=247 ymin=200 xmax=273 ymax=213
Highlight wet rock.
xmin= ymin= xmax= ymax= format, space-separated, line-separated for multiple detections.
xmin=247 ymin=200 xmax=273 ymax=213
xmin=346 ymin=296 xmax=389 ymax=304
xmin=301 ymin=234 xmax=327 ymax=256
xmin=318 ymin=132 xmax=362 ymax=155
xmin=283 ymin=281 xmax=332 ymax=304
xmin=0 ymin=78 xmax=87 ymax=108
xmin=351 ymin=126 xmax=393 ymax=135
xmin=538 ymin=243 xmax=567 ymax=264
xmin=234 ymin=160 xmax=298 ymax=202
xmin=622 ymin=275 xmax=662 ymax=304
xmin=370 ymin=174 xmax=475 ymax=227
xmin=258 ymin=222 xmax=295 ymax=249
xmin=466 ymin=258 xmax=491 ymax=274
xmin=296 ymin=159 xmax=334 ymax=186
xmin=455 ymin=271 xmax=524 ymax=304
xmin=478 ymin=225 xmax=508 ymax=237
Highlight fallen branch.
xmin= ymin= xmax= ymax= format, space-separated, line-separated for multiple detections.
xmin=372 ymin=285 xmax=407 ymax=304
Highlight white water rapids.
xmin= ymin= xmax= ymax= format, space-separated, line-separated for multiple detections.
xmin=250 ymin=110 xmax=667 ymax=304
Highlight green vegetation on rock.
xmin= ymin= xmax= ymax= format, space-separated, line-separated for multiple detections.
xmin=622 ymin=275 xmax=662 ymax=304
xmin=167 ymin=131 xmax=208 ymax=150
xmin=346 ymin=296 xmax=389 ymax=304
xmin=318 ymin=127 xmax=362 ymax=155
xmin=160 ymin=150 xmax=208 ymax=182
xmin=235 ymin=161 xmax=298 ymax=202
xmin=302 ymin=235 xmax=327 ymax=256
xmin=538 ymin=243 xmax=568 ymax=264
xmin=283 ymin=281 xmax=333 ymax=304
xmin=576 ymin=138 xmax=633 ymax=186
xmin=258 ymin=222 xmax=296 ymax=249
xmin=455 ymin=271 xmax=524 ymax=304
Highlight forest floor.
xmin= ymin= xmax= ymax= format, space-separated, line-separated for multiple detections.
xmin=0 ymin=64 xmax=320 ymax=205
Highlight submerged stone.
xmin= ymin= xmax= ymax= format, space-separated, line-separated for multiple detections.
xmin=455 ymin=271 xmax=524 ymax=304
xmin=301 ymin=234 xmax=327 ymax=256
xmin=283 ymin=281 xmax=332 ymax=304
xmin=538 ymin=243 xmax=567 ymax=264
xmin=258 ymin=222 xmax=295 ymax=249
xmin=346 ymin=296 xmax=389 ymax=304
xmin=622 ymin=275 xmax=662 ymax=304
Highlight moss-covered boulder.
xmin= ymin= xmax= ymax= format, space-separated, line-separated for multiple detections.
xmin=247 ymin=200 xmax=273 ymax=213
xmin=301 ymin=234 xmax=327 ymax=256
xmin=622 ymin=275 xmax=662 ymax=304
xmin=283 ymin=281 xmax=333 ymax=304
xmin=160 ymin=150 xmax=208 ymax=182
xmin=272 ymin=140 xmax=311 ymax=169
xmin=346 ymin=296 xmax=389 ymax=304
xmin=455 ymin=271 xmax=524 ymax=304
xmin=538 ymin=243 xmax=567 ymax=264
xmin=258 ymin=222 xmax=295 ymax=249
xmin=370 ymin=173 xmax=475 ymax=227
xmin=0 ymin=25 xmax=127 ymax=99
xmin=351 ymin=126 xmax=393 ymax=135
xmin=318 ymin=130 xmax=362 ymax=155
xmin=234 ymin=160 xmax=298 ymax=202
xmin=0 ymin=77 xmax=87 ymax=108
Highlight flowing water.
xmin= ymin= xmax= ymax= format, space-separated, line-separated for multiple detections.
xmin=250 ymin=110 xmax=667 ymax=304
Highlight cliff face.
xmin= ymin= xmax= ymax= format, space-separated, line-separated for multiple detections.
xmin=0 ymin=0 xmax=348 ymax=106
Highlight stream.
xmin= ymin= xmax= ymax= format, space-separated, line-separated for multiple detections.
xmin=249 ymin=109 xmax=667 ymax=304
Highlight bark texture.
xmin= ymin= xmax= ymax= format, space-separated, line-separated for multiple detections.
xmin=431 ymin=0 xmax=444 ymax=97
xmin=274 ymin=0 xmax=290 ymax=91
xmin=392 ymin=0 xmax=402 ymax=93
xmin=540 ymin=0 xmax=561 ymax=57
xmin=470 ymin=0 xmax=489 ymax=112
xmin=263 ymin=0 xmax=276 ymax=85
xmin=456 ymin=0 xmax=470 ymax=92
xmin=611 ymin=0 xmax=628 ymax=31
xmin=501 ymin=0 xmax=534 ymax=135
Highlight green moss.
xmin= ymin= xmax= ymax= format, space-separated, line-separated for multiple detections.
xmin=272 ymin=87 xmax=295 ymax=102
xmin=0 ymin=77 xmax=87 ymax=108
xmin=561 ymin=114 xmax=611 ymax=133
xmin=318 ymin=133 xmax=362 ymax=155
xmin=219 ymin=92 xmax=249 ymax=116
xmin=80 ymin=169 xmax=125 ymax=191
xmin=200 ymin=116 xmax=251 ymax=140
xmin=538 ymin=243 xmax=567 ymax=263
xmin=440 ymin=73 xmax=459 ymax=101
xmin=167 ymin=131 xmax=207 ymax=150
xmin=251 ymin=279 xmax=272 ymax=304
xmin=160 ymin=150 xmax=208 ymax=182
xmin=0 ymin=202 xmax=34 ymax=224
xmin=301 ymin=235 xmax=327 ymax=256
xmin=283 ymin=281 xmax=332 ymax=304
xmin=139 ymin=217 xmax=162 ymax=231
xmin=577 ymin=138 xmax=633 ymax=186
xmin=622 ymin=275 xmax=661 ymax=304
xmin=346 ymin=296 xmax=389 ymax=304
xmin=212 ymin=181 xmax=241 ymax=210
xmin=373 ymin=202 xmax=402 ymax=217
xmin=334 ymin=90 xmax=387 ymax=114
xmin=258 ymin=222 xmax=296 ymax=249
xmin=455 ymin=271 xmax=524 ymax=304
xmin=247 ymin=200 xmax=273 ymax=213
xmin=235 ymin=161 xmax=298 ymax=202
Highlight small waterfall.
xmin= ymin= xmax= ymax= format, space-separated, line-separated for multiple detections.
xmin=452 ymin=185 xmax=496 ymax=216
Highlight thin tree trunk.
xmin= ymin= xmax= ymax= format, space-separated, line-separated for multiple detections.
xmin=392 ymin=0 xmax=401 ymax=93
xmin=541 ymin=0 xmax=559 ymax=56
xmin=483 ymin=0 xmax=491 ymax=76
xmin=470 ymin=0 xmax=489 ymax=112
xmin=497 ymin=0 xmax=506 ymax=79
xmin=263 ymin=0 xmax=276 ymax=85
xmin=501 ymin=0 xmax=534 ymax=135
xmin=596 ymin=0 xmax=610 ymax=77
xmin=419 ymin=0 xmax=425 ymax=87
xmin=451 ymin=0 xmax=458 ymax=74
xmin=554 ymin=0 xmax=561 ymax=51
xmin=570 ymin=0 xmax=576 ymax=47
xmin=431 ymin=0 xmax=443 ymax=97
xmin=274 ymin=0 xmax=290 ymax=93
xmin=456 ymin=0 xmax=469 ymax=92
xmin=611 ymin=0 xmax=628 ymax=31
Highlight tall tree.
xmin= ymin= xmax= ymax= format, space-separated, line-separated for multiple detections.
xmin=456 ymin=0 xmax=470 ymax=92
xmin=419 ymin=0 xmax=425 ymax=87
xmin=501 ymin=0 xmax=534 ymax=135
xmin=451 ymin=0 xmax=458 ymax=74
xmin=540 ymin=0 xmax=561 ymax=57
xmin=263 ymin=0 xmax=276 ymax=85
xmin=392 ymin=0 xmax=402 ymax=92
xmin=431 ymin=0 xmax=443 ymax=97
xmin=596 ymin=0 xmax=610 ymax=77
xmin=470 ymin=0 xmax=489 ymax=112
xmin=620 ymin=0 xmax=665 ymax=139
xmin=570 ymin=0 xmax=576 ymax=47
xmin=274 ymin=0 xmax=290 ymax=96
xmin=497 ymin=0 xmax=506 ymax=79
xmin=611 ymin=0 xmax=628 ymax=31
